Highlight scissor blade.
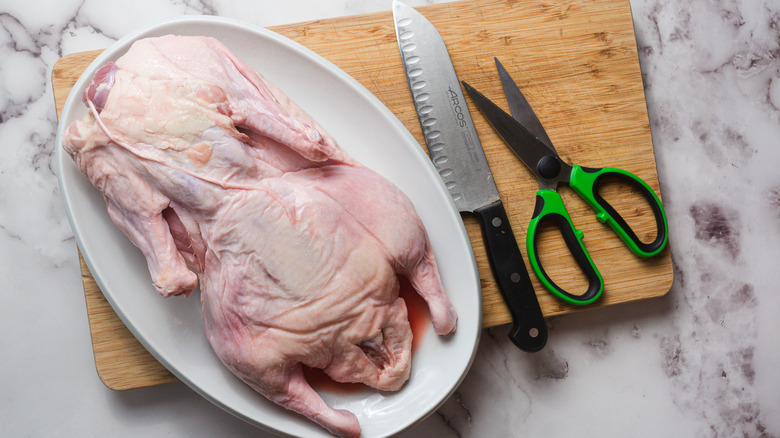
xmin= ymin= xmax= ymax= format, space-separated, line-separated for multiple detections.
xmin=494 ymin=58 xmax=556 ymax=153
xmin=462 ymin=80 xmax=561 ymax=184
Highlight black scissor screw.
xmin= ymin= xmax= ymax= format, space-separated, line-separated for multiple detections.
xmin=537 ymin=155 xmax=561 ymax=179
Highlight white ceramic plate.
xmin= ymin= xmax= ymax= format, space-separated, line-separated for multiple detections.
xmin=56 ymin=16 xmax=481 ymax=438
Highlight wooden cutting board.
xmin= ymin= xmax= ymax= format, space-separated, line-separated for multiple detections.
xmin=52 ymin=0 xmax=673 ymax=391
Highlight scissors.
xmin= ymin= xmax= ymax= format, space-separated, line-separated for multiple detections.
xmin=461 ymin=58 xmax=668 ymax=306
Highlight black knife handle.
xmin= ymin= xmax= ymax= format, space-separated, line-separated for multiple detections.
xmin=475 ymin=200 xmax=548 ymax=352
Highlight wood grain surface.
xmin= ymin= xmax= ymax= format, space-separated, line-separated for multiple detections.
xmin=52 ymin=0 xmax=673 ymax=390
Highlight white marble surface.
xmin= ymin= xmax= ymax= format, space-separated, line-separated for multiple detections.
xmin=2 ymin=0 xmax=779 ymax=436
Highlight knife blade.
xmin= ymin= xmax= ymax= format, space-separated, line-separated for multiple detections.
xmin=392 ymin=0 xmax=547 ymax=352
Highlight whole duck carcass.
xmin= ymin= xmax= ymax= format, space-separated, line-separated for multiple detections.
xmin=62 ymin=35 xmax=457 ymax=437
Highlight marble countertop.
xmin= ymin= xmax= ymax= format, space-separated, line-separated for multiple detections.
xmin=2 ymin=0 xmax=779 ymax=436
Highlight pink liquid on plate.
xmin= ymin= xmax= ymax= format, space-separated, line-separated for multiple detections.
xmin=302 ymin=277 xmax=431 ymax=395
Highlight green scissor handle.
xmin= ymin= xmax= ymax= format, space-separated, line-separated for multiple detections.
xmin=568 ymin=165 xmax=669 ymax=257
xmin=527 ymin=190 xmax=604 ymax=305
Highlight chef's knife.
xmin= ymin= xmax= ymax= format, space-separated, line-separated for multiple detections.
xmin=392 ymin=0 xmax=547 ymax=352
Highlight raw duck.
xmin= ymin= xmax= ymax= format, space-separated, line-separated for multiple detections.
xmin=62 ymin=35 xmax=458 ymax=438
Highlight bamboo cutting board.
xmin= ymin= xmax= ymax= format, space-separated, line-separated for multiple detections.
xmin=53 ymin=0 xmax=673 ymax=391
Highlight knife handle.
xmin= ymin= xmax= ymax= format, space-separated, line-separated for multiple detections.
xmin=475 ymin=200 xmax=548 ymax=352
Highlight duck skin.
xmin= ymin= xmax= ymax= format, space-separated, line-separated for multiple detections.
xmin=62 ymin=35 xmax=457 ymax=437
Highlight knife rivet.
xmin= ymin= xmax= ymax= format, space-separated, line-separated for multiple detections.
xmin=492 ymin=217 xmax=502 ymax=227
xmin=511 ymin=273 xmax=521 ymax=283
